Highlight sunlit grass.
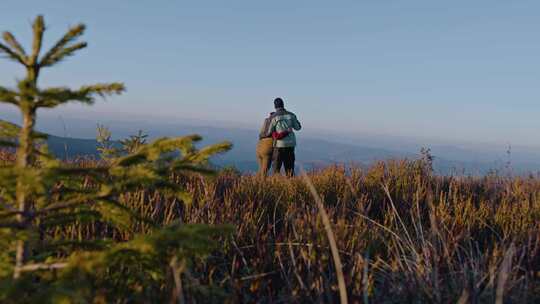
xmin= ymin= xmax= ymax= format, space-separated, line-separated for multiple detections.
xmin=1 ymin=149 xmax=539 ymax=303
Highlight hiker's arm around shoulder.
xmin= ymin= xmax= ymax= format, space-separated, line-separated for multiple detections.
xmin=259 ymin=118 xmax=271 ymax=138
xmin=269 ymin=116 xmax=278 ymax=133
xmin=292 ymin=114 xmax=302 ymax=131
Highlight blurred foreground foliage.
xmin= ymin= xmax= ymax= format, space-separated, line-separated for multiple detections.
xmin=0 ymin=16 xmax=232 ymax=303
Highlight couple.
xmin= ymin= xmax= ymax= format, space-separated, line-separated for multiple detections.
xmin=257 ymin=97 xmax=302 ymax=177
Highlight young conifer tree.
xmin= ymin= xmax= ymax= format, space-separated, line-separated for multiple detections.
xmin=0 ymin=16 xmax=231 ymax=301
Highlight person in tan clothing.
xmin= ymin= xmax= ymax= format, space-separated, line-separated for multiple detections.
xmin=256 ymin=112 xmax=275 ymax=176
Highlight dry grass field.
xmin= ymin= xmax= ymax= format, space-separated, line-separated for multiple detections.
xmin=3 ymin=147 xmax=537 ymax=303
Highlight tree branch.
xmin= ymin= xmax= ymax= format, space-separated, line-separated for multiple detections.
xmin=40 ymin=23 xmax=85 ymax=67
xmin=2 ymin=32 xmax=27 ymax=63
xmin=0 ymin=199 xmax=17 ymax=212
xmin=30 ymin=15 xmax=45 ymax=65
xmin=0 ymin=86 xmax=19 ymax=106
xmin=40 ymin=42 xmax=87 ymax=67
xmin=19 ymin=262 xmax=68 ymax=273
xmin=0 ymin=42 xmax=26 ymax=65
xmin=0 ymin=221 xmax=27 ymax=229
xmin=40 ymin=200 xmax=89 ymax=215
xmin=36 ymin=83 xmax=125 ymax=108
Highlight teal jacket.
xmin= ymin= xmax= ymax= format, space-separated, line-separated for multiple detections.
xmin=268 ymin=108 xmax=301 ymax=148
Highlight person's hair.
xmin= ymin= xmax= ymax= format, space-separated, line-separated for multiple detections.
xmin=274 ymin=97 xmax=284 ymax=109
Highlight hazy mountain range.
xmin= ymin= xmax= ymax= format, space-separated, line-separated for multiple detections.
xmin=2 ymin=112 xmax=540 ymax=175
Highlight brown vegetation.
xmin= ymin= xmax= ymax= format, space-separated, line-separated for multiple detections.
xmin=2 ymin=150 xmax=537 ymax=303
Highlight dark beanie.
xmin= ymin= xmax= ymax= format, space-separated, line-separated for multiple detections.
xmin=274 ymin=97 xmax=284 ymax=109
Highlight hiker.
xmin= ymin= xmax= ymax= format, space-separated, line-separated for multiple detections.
xmin=256 ymin=111 xmax=275 ymax=176
xmin=268 ymin=97 xmax=302 ymax=177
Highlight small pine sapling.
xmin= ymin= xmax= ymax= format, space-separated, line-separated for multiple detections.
xmin=0 ymin=16 xmax=232 ymax=302
xmin=120 ymin=129 xmax=149 ymax=154
xmin=96 ymin=124 xmax=118 ymax=159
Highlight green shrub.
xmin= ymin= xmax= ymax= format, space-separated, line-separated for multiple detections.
xmin=0 ymin=15 xmax=232 ymax=303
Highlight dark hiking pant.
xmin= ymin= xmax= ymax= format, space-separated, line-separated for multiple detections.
xmin=273 ymin=147 xmax=295 ymax=177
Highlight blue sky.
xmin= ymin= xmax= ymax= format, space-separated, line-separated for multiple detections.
xmin=1 ymin=1 xmax=540 ymax=146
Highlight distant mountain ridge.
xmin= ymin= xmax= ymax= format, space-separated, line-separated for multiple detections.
xmin=3 ymin=114 xmax=540 ymax=175
xmin=42 ymin=133 xmax=534 ymax=175
xmin=44 ymin=133 xmax=409 ymax=172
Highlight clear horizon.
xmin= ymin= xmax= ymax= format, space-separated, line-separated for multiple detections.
xmin=2 ymin=1 xmax=540 ymax=147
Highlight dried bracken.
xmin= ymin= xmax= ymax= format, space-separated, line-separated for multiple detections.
xmin=4 ymin=148 xmax=537 ymax=303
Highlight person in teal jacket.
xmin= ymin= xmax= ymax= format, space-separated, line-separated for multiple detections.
xmin=267 ymin=97 xmax=301 ymax=176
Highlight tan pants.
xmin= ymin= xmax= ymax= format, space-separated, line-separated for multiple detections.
xmin=256 ymin=138 xmax=273 ymax=176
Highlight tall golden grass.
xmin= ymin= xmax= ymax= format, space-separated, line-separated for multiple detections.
xmin=1 ymin=149 xmax=539 ymax=303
